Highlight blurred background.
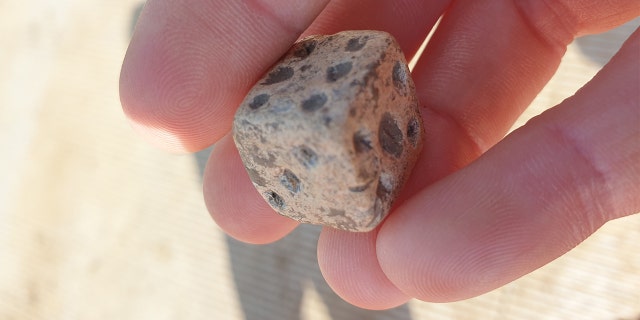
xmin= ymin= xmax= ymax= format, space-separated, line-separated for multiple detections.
xmin=1 ymin=1 xmax=639 ymax=319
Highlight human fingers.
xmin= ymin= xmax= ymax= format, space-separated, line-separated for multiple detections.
xmin=377 ymin=29 xmax=640 ymax=302
xmin=201 ymin=1 xmax=454 ymax=243
xmin=120 ymin=0 xmax=330 ymax=152
xmin=318 ymin=0 xmax=638 ymax=309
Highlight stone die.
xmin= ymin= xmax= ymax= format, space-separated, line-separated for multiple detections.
xmin=232 ymin=30 xmax=423 ymax=232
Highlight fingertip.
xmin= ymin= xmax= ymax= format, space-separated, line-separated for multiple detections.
xmin=203 ymin=135 xmax=298 ymax=244
xmin=317 ymin=228 xmax=409 ymax=310
xmin=119 ymin=13 xmax=233 ymax=153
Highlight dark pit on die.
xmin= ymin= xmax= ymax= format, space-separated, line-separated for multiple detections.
xmin=293 ymin=145 xmax=318 ymax=169
xmin=280 ymin=169 xmax=301 ymax=194
xmin=379 ymin=113 xmax=404 ymax=158
xmin=301 ymin=93 xmax=328 ymax=112
xmin=262 ymin=66 xmax=294 ymax=85
xmin=265 ymin=191 xmax=285 ymax=210
xmin=249 ymin=93 xmax=270 ymax=109
xmin=293 ymin=39 xmax=317 ymax=59
xmin=326 ymin=61 xmax=353 ymax=82
xmin=392 ymin=61 xmax=408 ymax=92
xmin=345 ymin=36 xmax=368 ymax=52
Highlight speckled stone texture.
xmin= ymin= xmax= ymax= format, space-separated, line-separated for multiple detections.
xmin=233 ymin=30 xmax=423 ymax=232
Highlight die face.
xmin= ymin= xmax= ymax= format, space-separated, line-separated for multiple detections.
xmin=233 ymin=30 xmax=423 ymax=232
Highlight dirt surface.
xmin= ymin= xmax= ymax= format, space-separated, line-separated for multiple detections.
xmin=0 ymin=1 xmax=638 ymax=319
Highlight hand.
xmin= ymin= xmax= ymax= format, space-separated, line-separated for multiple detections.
xmin=119 ymin=0 xmax=640 ymax=309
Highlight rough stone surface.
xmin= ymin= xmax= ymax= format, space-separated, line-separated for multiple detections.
xmin=232 ymin=30 xmax=423 ymax=232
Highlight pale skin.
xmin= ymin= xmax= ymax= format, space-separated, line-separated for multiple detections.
xmin=120 ymin=0 xmax=640 ymax=310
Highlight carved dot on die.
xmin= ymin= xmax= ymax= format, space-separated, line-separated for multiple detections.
xmin=249 ymin=93 xmax=270 ymax=110
xmin=353 ymin=129 xmax=373 ymax=153
xmin=293 ymin=39 xmax=317 ymax=59
xmin=280 ymin=169 xmax=301 ymax=194
xmin=345 ymin=36 xmax=368 ymax=52
xmin=407 ymin=117 xmax=420 ymax=147
xmin=326 ymin=61 xmax=353 ymax=82
xmin=293 ymin=145 xmax=318 ymax=169
xmin=262 ymin=66 xmax=294 ymax=85
xmin=301 ymin=93 xmax=328 ymax=112
xmin=265 ymin=191 xmax=285 ymax=210
xmin=379 ymin=113 xmax=404 ymax=158
xmin=392 ymin=61 xmax=408 ymax=92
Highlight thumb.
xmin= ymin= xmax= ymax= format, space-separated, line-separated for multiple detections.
xmin=377 ymin=29 xmax=640 ymax=302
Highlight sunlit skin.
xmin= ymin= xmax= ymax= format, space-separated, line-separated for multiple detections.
xmin=120 ymin=0 xmax=640 ymax=310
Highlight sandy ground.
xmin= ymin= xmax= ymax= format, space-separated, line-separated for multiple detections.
xmin=0 ymin=1 xmax=639 ymax=319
